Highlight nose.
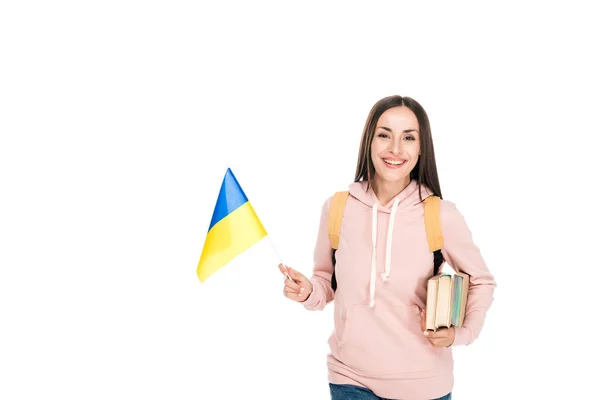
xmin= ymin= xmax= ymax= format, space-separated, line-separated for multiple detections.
xmin=389 ymin=136 xmax=402 ymax=155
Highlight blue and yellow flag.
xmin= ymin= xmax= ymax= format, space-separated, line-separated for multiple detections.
xmin=197 ymin=168 xmax=268 ymax=282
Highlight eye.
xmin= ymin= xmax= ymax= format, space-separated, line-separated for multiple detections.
xmin=377 ymin=133 xmax=389 ymax=138
xmin=404 ymin=136 xmax=415 ymax=141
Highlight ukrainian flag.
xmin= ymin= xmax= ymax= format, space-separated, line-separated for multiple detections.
xmin=197 ymin=168 xmax=268 ymax=282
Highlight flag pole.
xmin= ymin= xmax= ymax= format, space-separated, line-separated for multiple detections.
xmin=267 ymin=235 xmax=293 ymax=281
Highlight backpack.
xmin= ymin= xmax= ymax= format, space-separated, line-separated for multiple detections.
xmin=327 ymin=191 xmax=444 ymax=291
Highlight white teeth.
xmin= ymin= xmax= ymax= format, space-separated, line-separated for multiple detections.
xmin=384 ymin=159 xmax=405 ymax=165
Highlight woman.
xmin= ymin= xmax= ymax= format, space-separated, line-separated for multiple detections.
xmin=279 ymin=95 xmax=496 ymax=400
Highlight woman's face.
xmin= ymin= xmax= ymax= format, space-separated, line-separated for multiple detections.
xmin=370 ymin=106 xmax=421 ymax=186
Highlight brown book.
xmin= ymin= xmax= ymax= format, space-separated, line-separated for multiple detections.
xmin=435 ymin=274 xmax=453 ymax=329
xmin=425 ymin=272 xmax=470 ymax=331
xmin=425 ymin=275 xmax=440 ymax=331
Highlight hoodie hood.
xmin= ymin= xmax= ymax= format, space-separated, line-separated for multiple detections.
xmin=348 ymin=179 xmax=434 ymax=211
xmin=346 ymin=179 xmax=435 ymax=308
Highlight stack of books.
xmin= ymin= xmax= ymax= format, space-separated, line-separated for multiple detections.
xmin=425 ymin=272 xmax=470 ymax=331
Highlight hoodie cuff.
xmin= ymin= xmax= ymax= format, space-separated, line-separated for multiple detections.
xmin=451 ymin=326 xmax=473 ymax=347
xmin=300 ymin=277 xmax=321 ymax=309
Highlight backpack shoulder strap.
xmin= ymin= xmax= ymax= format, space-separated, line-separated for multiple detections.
xmin=424 ymin=195 xmax=444 ymax=276
xmin=423 ymin=195 xmax=444 ymax=252
xmin=328 ymin=191 xmax=349 ymax=250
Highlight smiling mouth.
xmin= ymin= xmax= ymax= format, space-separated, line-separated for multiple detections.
xmin=383 ymin=158 xmax=406 ymax=166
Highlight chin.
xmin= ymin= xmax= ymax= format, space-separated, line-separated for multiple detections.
xmin=380 ymin=172 xmax=410 ymax=184
xmin=389 ymin=175 xmax=410 ymax=184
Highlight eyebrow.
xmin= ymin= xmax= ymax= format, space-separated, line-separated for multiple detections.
xmin=377 ymin=126 xmax=419 ymax=134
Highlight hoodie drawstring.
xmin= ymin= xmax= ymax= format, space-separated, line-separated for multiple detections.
xmin=383 ymin=198 xmax=399 ymax=282
xmin=369 ymin=203 xmax=378 ymax=308
xmin=369 ymin=198 xmax=400 ymax=308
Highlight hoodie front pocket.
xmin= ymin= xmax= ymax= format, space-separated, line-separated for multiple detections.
xmin=337 ymin=304 xmax=442 ymax=377
xmin=333 ymin=303 xmax=349 ymax=346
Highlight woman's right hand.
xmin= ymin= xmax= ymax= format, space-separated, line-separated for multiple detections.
xmin=278 ymin=263 xmax=313 ymax=302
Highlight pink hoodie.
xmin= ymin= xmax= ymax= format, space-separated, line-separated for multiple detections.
xmin=302 ymin=179 xmax=496 ymax=400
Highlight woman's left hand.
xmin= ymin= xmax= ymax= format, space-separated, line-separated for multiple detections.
xmin=420 ymin=309 xmax=455 ymax=347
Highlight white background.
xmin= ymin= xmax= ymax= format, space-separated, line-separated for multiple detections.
xmin=1 ymin=1 xmax=598 ymax=399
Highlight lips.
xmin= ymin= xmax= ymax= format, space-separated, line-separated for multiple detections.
xmin=382 ymin=158 xmax=406 ymax=168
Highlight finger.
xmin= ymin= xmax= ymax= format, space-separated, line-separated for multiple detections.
xmin=284 ymin=279 xmax=301 ymax=291
xmin=283 ymin=287 xmax=300 ymax=295
xmin=423 ymin=329 xmax=438 ymax=338
xmin=429 ymin=338 xmax=450 ymax=347
xmin=278 ymin=263 xmax=292 ymax=279
xmin=424 ymin=328 xmax=448 ymax=339
xmin=424 ymin=334 xmax=444 ymax=345
xmin=287 ymin=267 xmax=306 ymax=283
xmin=283 ymin=287 xmax=306 ymax=300
xmin=279 ymin=264 xmax=290 ymax=279
xmin=420 ymin=309 xmax=426 ymax=332
xmin=432 ymin=329 xmax=449 ymax=338
xmin=284 ymin=292 xmax=299 ymax=301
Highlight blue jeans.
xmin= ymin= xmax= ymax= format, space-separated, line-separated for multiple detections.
xmin=329 ymin=383 xmax=451 ymax=400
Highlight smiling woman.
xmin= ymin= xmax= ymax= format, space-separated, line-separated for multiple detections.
xmin=373 ymin=111 xmax=419 ymax=177
xmin=355 ymin=96 xmax=442 ymax=206
xmin=279 ymin=95 xmax=496 ymax=400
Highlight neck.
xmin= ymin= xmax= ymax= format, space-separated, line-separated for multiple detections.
xmin=372 ymin=176 xmax=411 ymax=206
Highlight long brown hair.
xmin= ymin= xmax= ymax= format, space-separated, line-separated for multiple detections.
xmin=354 ymin=95 xmax=443 ymax=201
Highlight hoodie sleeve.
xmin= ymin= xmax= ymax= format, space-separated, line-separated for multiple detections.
xmin=440 ymin=200 xmax=496 ymax=347
xmin=301 ymin=196 xmax=335 ymax=311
